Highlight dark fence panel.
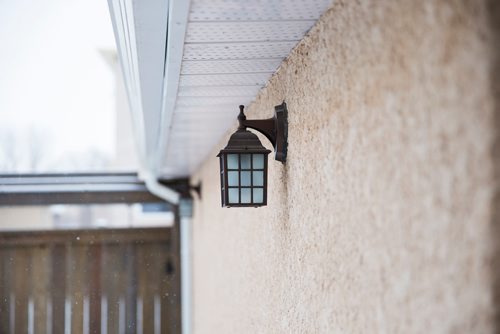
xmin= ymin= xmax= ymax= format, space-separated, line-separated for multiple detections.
xmin=0 ymin=227 xmax=178 ymax=334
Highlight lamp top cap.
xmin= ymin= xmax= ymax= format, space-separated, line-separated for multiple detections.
xmin=216 ymin=105 xmax=271 ymax=156
xmin=218 ymin=129 xmax=271 ymax=155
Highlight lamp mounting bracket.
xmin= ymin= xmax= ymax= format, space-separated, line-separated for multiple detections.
xmin=237 ymin=102 xmax=288 ymax=163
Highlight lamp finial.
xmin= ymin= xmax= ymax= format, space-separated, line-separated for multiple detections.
xmin=237 ymin=105 xmax=246 ymax=130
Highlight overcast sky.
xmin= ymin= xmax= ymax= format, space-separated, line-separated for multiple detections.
xmin=0 ymin=0 xmax=118 ymax=170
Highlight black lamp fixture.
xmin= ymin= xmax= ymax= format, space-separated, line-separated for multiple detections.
xmin=217 ymin=102 xmax=288 ymax=207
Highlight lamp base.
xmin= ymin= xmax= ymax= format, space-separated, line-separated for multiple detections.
xmin=238 ymin=102 xmax=289 ymax=163
xmin=274 ymin=102 xmax=288 ymax=163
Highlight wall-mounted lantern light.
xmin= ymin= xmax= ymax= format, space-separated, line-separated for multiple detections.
xmin=217 ymin=103 xmax=288 ymax=207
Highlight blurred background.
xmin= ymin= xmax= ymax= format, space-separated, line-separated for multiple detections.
xmin=0 ymin=0 xmax=173 ymax=231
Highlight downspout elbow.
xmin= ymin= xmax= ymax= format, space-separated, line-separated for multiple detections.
xmin=143 ymin=172 xmax=180 ymax=205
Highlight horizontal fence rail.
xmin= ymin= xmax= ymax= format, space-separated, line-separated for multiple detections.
xmin=0 ymin=227 xmax=180 ymax=334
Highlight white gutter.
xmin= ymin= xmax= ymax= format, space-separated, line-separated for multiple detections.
xmin=107 ymin=0 xmax=148 ymax=169
xmin=108 ymin=0 xmax=181 ymax=204
xmin=154 ymin=0 xmax=191 ymax=174
xmin=108 ymin=0 xmax=173 ymax=177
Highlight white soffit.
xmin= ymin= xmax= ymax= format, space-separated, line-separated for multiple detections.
xmin=158 ymin=0 xmax=332 ymax=178
xmin=109 ymin=0 xmax=332 ymax=180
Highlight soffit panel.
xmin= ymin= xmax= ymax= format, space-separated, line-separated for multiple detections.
xmin=178 ymin=86 xmax=262 ymax=97
xmin=185 ymin=21 xmax=316 ymax=43
xmin=181 ymin=59 xmax=280 ymax=74
xmin=179 ymin=73 xmax=271 ymax=87
xmin=176 ymin=96 xmax=255 ymax=107
xmin=183 ymin=42 xmax=297 ymax=60
xmin=159 ymin=0 xmax=332 ymax=178
xmin=173 ymin=106 xmax=239 ymax=114
xmin=188 ymin=0 xmax=330 ymax=21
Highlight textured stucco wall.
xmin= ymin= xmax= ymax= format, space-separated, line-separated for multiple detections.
xmin=190 ymin=0 xmax=500 ymax=332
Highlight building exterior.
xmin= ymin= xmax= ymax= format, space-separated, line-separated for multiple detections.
xmin=3 ymin=0 xmax=500 ymax=332
xmin=110 ymin=0 xmax=500 ymax=333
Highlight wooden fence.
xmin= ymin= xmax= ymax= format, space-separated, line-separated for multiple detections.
xmin=0 ymin=227 xmax=181 ymax=334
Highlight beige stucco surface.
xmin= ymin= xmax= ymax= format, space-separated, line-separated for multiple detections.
xmin=191 ymin=0 xmax=500 ymax=332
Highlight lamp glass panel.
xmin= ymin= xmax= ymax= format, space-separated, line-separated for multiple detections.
xmin=241 ymin=171 xmax=251 ymax=186
xmin=241 ymin=188 xmax=251 ymax=203
xmin=227 ymin=154 xmax=239 ymax=169
xmin=228 ymin=171 xmax=239 ymax=186
xmin=253 ymin=154 xmax=264 ymax=169
xmin=240 ymin=154 xmax=251 ymax=169
xmin=228 ymin=188 xmax=239 ymax=204
xmin=252 ymin=171 xmax=263 ymax=186
xmin=253 ymin=188 xmax=264 ymax=203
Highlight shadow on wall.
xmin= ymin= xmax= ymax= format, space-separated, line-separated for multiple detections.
xmin=489 ymin=0 xmax=500 ymax=330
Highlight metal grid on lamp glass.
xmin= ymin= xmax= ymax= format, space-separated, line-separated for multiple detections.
xmin=219 ymin=152 xmax=268 ymax=207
